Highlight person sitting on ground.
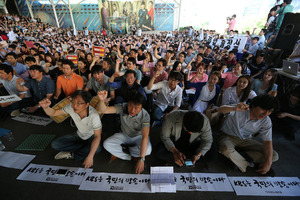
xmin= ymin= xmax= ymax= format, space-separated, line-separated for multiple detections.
xmin=19 ymin=56 xmax=37 ymax=80
xmin=221 ymin=75 xmax=257 ymax=106
xmin=187 ymin=62 xmax=208 ymax=83
xmin=147 ymin=71 xmax=183 ymax=121
xmin=75 ymin=58 xmax=90 ymax=84
xmin=0 ymin=64 xmax=27 ymax=117
xmin=252 ymin=68 xmax=278 ymax=97
xmin=102 ymin=57 xmax=115 ymax=77
xmin=16 ymin=65 xmax=55 ymax=113
xmin=221 ymin=62 xmax=243 ymax=89
xmin=115 ymin=57 xmax=142 ymax=84
xmin=4 ymin=52 xmax=27 ymax=75
xmin=142 ymin=58 xmax=168 ymax=85
xmin=248 ymin=54 xmax=266 ymax=79
xmin=54 ymin=59 xmax=84 ymax=100
xmin=222 ymin=50 xmax=237 ymax=72
xmin=84 ymin=64 xmax=115 ymax=103
xmin=272 ymin=85 xmax=300 ymax=140
xmin=218 ymin=94 xmax=279 ymax=174
xmin=39 ymin=90 xmax=102 ymax=169
xmin=108 ymin=69 xmax=146 ymax=104
xmin=98 ymin=90 xmax=151 ymax=174
xmin=187 ymin=71 xmax=221 ymax=113
xmin=156 ymin=110 xmax=215 ymax=166
xmin=242 ymin=37 xmax=259 ymax=59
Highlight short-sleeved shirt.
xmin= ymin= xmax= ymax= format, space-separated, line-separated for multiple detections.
xmin=122 ymin=68 xmax=142 ymax=81
xmin=24 ymin=76 xmax=55 ymax=102
xmin=221 ymin=86 xmax=257 ymax=106
xmin=189 ymin=72 xmax=208 ymax=83
xmin=222 ymin=72 xmax=240 ymax=89
xmin=86 ymin=74 xmax=113 ymax=93
xmin=4 ymin=62 xmax=27 ymax=75
xmin=115 ymin=103 xmax=150 ymax=137
xmin=0 ymin=75 xmax=27 ymax=96
xmin=56 ymin=73 xmax=84 ymax=97
xmin=221 ymin=110 xmax=272 ymax=141
xmin=150 ymin=80 xmax=182 ymax=111
xmin=150 ymin=67 xmax=168 ymax=83
xmin=62 ymin=104 xmax=102 ymax=140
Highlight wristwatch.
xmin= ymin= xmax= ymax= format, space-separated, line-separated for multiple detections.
xmin=140 ymin=157 xmax=145 ymax=162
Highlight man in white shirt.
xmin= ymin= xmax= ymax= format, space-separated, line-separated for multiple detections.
xmin=147 ymin=71 xmax=183 ymax=121
xmin=39 ymin=90 xmax=102 ymax=169
xmin=218 ymin=94 xmax=279 ymax=174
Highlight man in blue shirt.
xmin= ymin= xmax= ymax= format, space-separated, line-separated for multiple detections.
xmin=16 ymin=65 xmax=55 ymax=113
xmin=4 ymin=52 xmax=26 ymax=75
xmin=108 ymin=70 xmax=146 ymax=104
xmin=242 ymin=37 xmax=259 ymax=59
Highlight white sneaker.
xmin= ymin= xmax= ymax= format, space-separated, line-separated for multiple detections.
xmin=11 ymin=109 xmax=20 ymax=117
xmin=54 ymin=152 xmax=74 ymax=160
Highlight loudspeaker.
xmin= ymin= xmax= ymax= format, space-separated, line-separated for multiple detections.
xmin=274 ymin=13 xmax=300 ymax=50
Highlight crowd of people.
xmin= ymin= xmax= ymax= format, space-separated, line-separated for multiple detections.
xmin=0 ymin=1 xmax=299 ymax=175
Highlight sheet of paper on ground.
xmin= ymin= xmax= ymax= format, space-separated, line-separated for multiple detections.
xmin=13 ymin=114 xmax=52 ymax=126
xmin=0 ymin=151 xmax=35 ymax=169
xmin=17 ymin=163 xmax=92 ymax=185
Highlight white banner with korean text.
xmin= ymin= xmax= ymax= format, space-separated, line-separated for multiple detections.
xmin=206 ymin=36 xmax=247 ymax=53
xmin=229 ymin=177 xmax=300 ymax=196
xmin=17 ymin=164 xmax=93 ymax=185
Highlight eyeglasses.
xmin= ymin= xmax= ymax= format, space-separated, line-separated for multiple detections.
xmin=71 ymin=101 xmax=86 ymax=106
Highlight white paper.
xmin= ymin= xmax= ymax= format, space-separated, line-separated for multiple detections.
xmin=185 ymin=89 xmax=196 ymax=95
xmin=206 ymin=36 xmax=247 ymax=53
xmin=174 ymin=173 xmax=233 ymax=192
xmin=151 ymin=167 xmax=176 ymax=193
xmin=79 ymin=173 xmax=152 ymax=193
xmin=17 ymin=164 xmax=92 ymax=185
xmin=229 ymin=177 xmax=300 ymax=196
xmin=13 ymin=113 xmax=52 ymax=126
xmin=0 ymin=95 xmax=21 ymax=103
xmin=0 ymin=151 xmax=35 ymax=169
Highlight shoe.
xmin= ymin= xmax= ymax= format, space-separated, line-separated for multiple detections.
xmin=10 ymin=109 xmax=20 ymax=117
xmin=109 ymin=155 xmax=118 ymax=163
xmin=54 ymin=151 xmax=74 ymax=160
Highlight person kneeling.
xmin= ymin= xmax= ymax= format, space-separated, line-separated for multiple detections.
xmin=39 ymin=90 xmax=102 ymax=169
xmin=98 ymin=90 xmax=151 ymax=174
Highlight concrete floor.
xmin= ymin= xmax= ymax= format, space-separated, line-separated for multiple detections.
xmin=0 ymin=111 xmax=300 ymax=200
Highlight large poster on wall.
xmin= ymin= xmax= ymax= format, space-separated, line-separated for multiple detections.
xmin=100 ymin=0 xmax=154 ymax=31
xmin=16 ymin=0 xmax=174 ymax=31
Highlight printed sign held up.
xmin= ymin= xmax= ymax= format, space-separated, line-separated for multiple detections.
xmin=92 ymin=46 xmax=105 ymax=57
xmin=0 ymin=95 xmax=22 ymax=103
xmin=66 ymin=55 xmax=78 ymax=65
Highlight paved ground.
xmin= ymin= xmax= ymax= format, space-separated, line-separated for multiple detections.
xmin=0 ymin=110 xmax=299 ymax=200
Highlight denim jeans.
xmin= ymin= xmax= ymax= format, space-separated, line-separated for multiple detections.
xmin=51 ymin=134 xmax=101 ymax=161
xmin=0 ymin=102 xmax=19 ymax=113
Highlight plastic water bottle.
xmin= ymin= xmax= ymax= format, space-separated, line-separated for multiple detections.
xmin=0 ymin=140 xmax=5 ymax=150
